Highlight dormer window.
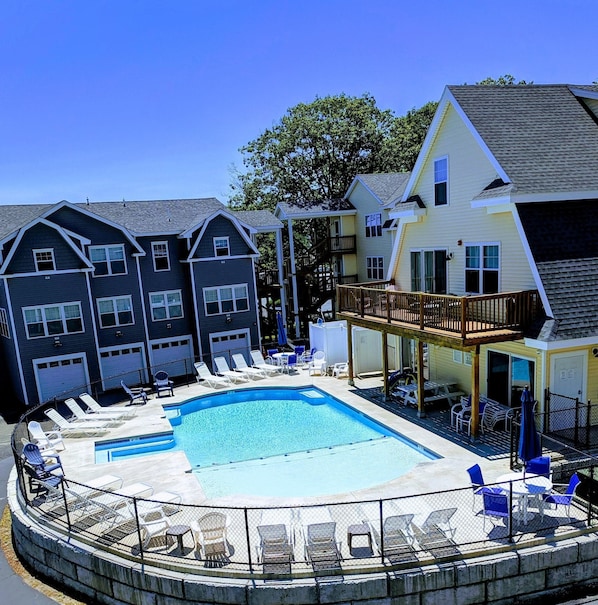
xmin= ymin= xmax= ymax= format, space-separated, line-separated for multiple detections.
xmin=34 ymin=249 xmax=55 ymax=272
xmin=434 ymin=157 xmax=448 ymax=206
xmin=214 ymin=237 xmax=230 ymax=257
xmin=151 ymin=241 xmax=170 ymax=271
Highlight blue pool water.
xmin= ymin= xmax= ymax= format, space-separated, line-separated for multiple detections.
xmin=95 ymin=387 xmax=439 ymax=498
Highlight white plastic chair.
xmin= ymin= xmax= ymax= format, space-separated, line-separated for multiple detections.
xmin=308 ymin=351 xmax=327 ymax=376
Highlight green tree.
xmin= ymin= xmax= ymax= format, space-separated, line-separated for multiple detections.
xmin=230 ymin=93 xmax=404 ymax=212
xmin=475 ymin=74 xmax=532 ymax=85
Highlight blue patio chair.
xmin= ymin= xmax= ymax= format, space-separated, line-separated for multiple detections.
xmin=153 ymin=371 xmax=174 ymax=397
xmin=542 ymin=473 xmax=581 ymax=520
xmin=283 ymin=353 xmax=298 ymax=374
xmin=294 ymin=345 xmax=305 ymax=359
xmin=525 ymin=455 xmax=551 ymax=478
xmin=22 ymin=442 xmax=64 ymax=491
xmin=267 ymin=348 xmax=279 ymax=358
xmin=481 ymin=491 xmax=515 ymax=533
xmin=121 ymin=380 xmax=148 ymax=405
xmin=467 ymin=464 xmax=502 ymax=511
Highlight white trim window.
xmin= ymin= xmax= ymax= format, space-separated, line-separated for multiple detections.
xmin=23 ymin=302 xmax=83 ymax=339
xmin=366 ymin=256 xmax=384 ymax=280
xmin=89 ymin=244 xmax=126 ymax=276
xmin=214 ymin=237 xmax=230 ymax=257
xmin=150 ymin=290 xmax=183 ymax=321
xmin=204 ymin=284 xmax=249 ymax=315
xmin=465 ymin=243 xmax=500 ymax=294
xmin=434 ymin=156 xmax=448 ymax=206
xmin=33 ymin=249 xmax=55 ymax=272
xmin=365 ymin=213 xmax=382 ymax=238
xmin=0 ymin=308 xmax=9 ymax=338
xmin=151 ymin=241 xmax=170 ymax=271
xmin=97 ymin=296 xmax=134 ymax=328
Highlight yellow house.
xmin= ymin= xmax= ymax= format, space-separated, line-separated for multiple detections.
xmin=339 ymin=84 xmax=598 ymax=437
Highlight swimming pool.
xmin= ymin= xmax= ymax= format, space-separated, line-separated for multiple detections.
xmin=96 ymin=387 xmax=439 ymax=498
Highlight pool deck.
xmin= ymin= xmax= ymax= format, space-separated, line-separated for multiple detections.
xmin=55 ymin=368 xmax=514 ymax=508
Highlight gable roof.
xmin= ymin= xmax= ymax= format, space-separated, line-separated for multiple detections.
xmin=448 ymin=84 xmax=598 ymax=199
xmin=347 ymin=173 xmax=411 ymax=207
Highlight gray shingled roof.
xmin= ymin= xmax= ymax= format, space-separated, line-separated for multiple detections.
xmin=0 ymin=204 xmax=52 ymax=240
xmin=355 ymin=173 xmax=411 ymax=205
xmin=80 ymin=198 xmax=226 ymax=235
xmin=517 ymin=200 xmax=598 ymax=340
xmin=233 ymin=209 xmax=283 ymax=230
xmin=448 ymin=85 xmax=598 ymax=196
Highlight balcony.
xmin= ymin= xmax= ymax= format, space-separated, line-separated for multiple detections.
xmin=337 ymin=284 xmax=542 ymax=348
xmin=329 ymin=235 xmax=356 ymax=255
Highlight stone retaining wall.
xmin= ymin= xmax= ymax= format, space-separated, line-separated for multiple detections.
xmin=9 ymin=476 xmax=598 ymax=605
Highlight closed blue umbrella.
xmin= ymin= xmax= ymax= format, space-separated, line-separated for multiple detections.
xmin=276 ymin=312 xmax=287 ymax=347
xmin=518 ymin=387 xmax=541 ymax=477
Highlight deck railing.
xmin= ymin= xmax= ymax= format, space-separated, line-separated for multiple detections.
xmin=338 ymin=285 xmax=540 ymax=337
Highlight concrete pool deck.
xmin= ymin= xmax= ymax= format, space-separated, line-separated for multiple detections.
xmin=52 ymin=369 xmax=514 ymax=508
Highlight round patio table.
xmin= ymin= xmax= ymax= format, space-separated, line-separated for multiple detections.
xmin=496 ymin=472 xmax=552 ymax=525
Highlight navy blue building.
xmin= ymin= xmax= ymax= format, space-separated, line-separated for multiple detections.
xmin=0 ymin=198 xmax=281 ymax=407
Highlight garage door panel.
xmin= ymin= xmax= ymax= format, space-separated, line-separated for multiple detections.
xmin=100 ymin=346 xmax=146 ymax=390
xmin=150 ymin=338 xmax=194 ymax=378
xmin=209 ymin=331 xmax=249 ymax=367
xmin=35 ymin=356 xmax=89 ymax=403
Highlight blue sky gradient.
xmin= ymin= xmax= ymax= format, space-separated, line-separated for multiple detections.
xmin=1 ymin=0 xmax=596 ymax=205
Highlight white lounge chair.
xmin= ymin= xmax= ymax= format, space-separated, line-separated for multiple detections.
xmin=250 ymin=350 xmax=282 ymax=375
xmin=78 ymin=393 xmax=136 ymax=418
xmin=299 ymin=506 xmax=341 ymax=570
xmin=44 ymin=408 xmax=111 ymax=436
xmin=332 ymin=362 xmax=349 ymax=378
xmin=232 ymin=353 xmax=265 ymax=379
xmin=257 ymin=508 xmax=294 ymax=566
xmin=360 ymin=503 xmax=416 ymax=561
xmin=213 ymin=356 xmax=250 ymax=383
xmin=194 ymin=361 xmax=230 ymax=388
xmin=64 ymin=398 xmax=123 ymax=425
xmin=28 ymin=420 xmax=65 ymax=452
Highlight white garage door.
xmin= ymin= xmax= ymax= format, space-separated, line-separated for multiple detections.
xmin=209 ymin=330 xmax=250 ymax=368
xmin=100 ymin=345 xmax=147 ymax=390
xmin=35 ymin=355 xmax=89 ymax=403
xmin=150 ymin=337 xmax=194 ymax=378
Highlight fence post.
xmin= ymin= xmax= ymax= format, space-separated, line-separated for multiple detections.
xmin=507 ymin=482 xmax=513 ymax=543
xmin=378 ymin=499 xmax=384 ymax=564
xmin=131 ymin=498 xmax=144 ymax=562
xmin=586 ymin=399 xmax=592 ymax=450
xmin=244 ymin=508 xmax=253 ymax=574
xmin=574 ymin=398 xmax=580 ymax=446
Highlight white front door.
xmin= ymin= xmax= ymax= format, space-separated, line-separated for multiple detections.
xmin=549 ymin=352 xmax=586 ymax=431
xmin=34 ymin=354 xmax=90 ymax=403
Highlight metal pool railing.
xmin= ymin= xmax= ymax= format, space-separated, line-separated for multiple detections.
xmin=15 ymin=463 xmax=596 ymax=579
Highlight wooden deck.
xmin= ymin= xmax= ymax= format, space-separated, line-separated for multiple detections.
xmin=338 ymin=285 xmax=541 ymax=349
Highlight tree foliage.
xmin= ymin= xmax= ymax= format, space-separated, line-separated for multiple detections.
xmin=475 ymin=74 xmax=532 ymax=85
xmin=229 ymin=93 xmax=428 ymax=212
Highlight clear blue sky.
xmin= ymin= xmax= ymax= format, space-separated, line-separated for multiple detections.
xmin=1 ymin=0 xmax=596 ymax=206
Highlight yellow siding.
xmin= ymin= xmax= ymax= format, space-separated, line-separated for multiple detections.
xmin=348 ymin=181 xmax=395 ymax=282
xmin=393 ymin=104 xmax=536 ymax=294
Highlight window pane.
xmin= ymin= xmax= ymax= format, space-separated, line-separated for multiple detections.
xmin=47 ymin=320 xmax=63 ymax=335
xmin=205 ymin=289 xmax=218 ymax=302
xmin=98 ymin=300 xmax=114 ymax=314
xmin=206 ymin=301 xmax=220 ymax=315
xmin=66 ymin=317 xmax=83 ymax=333
xmin=166 ymin=292 xmax=181 ymax=305
xmin=153 ymin=307 xmax=167 ymax=320
xmin=168 ymin=304 xmax=182 ymax=318
xmin=434 ymin=182 xmax=447 ymax=205
xmin=109 ymin=247 xmax=124 ymax=260
xmin=484 ymin=245 xmax=499 ymax=269
xmin=466 ymin=246 xmax=480 ymax=268
xmin=151 ymin=294 xmax=165 ymax=306
xmin=90 ymin=248 xmax=106 ymax=262
xmin=465 ymin=269 xmax=479 ymax=293
xmin=116 ymin=298 xmax=131 ymax=312
xmin=236 ymin=298 xmax=249 ymax=311
xmin=44 ymin=307 xmax=61 ymax=321
xmin=63 ymin=304 xmax=80 ymax=319
xmin=483 ymin=271 xmax=499 ymax=294
xmin=410 ymin=251 xmax=421 ymax=291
